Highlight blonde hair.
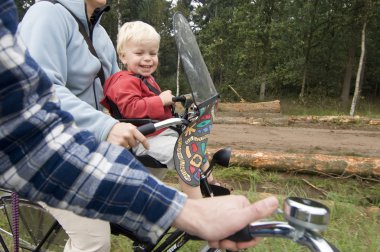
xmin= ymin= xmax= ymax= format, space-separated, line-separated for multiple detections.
xmin=117 ymin=21 xmax=161 ymax=57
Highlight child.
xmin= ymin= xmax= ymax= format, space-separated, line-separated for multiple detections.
xmin=101 ymin=21 xmax=217 ymax=198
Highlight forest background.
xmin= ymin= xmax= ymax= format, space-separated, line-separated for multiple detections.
xmin=15 ymin=0 xmax=380 ymax=114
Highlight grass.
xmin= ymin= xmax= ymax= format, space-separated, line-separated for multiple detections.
xmin=280 ymin=97 xmax=380 ymax=118
xmin=1 ymin=169 xmax=379 ymax=251
xmin=161 ymin=168 xmax=380 ymax=252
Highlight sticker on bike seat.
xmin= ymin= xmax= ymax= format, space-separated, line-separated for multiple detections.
xmin=174 ymin=101 xmax=216 ymax=186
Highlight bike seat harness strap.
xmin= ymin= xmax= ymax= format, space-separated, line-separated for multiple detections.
xmin=132 ymin=74 xmax=176 ymax=116
xmin=133 ymin=74 xmax=161 ymax=95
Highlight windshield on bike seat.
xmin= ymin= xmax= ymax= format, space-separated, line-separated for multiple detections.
xmin=173 ymin=12 xmax=219 ymax=108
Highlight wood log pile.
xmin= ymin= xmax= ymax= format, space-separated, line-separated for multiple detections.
xmin=217 ymin=100 xmax=282 ymax=113
xmin=214 ymin=100 xmax=287 ymax=125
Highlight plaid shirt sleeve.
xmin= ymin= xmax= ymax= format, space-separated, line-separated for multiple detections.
xmin=0 ymin=0 xmax=186 ymax=244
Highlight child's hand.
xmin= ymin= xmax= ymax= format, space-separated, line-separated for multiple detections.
xmin=159 ymin=90 xmax=175 ymax=106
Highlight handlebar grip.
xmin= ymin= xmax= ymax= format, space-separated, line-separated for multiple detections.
xmin=187 ymin=226 xmax=253 ymax=242
xmin=172 ymin=95 xmax=186 ymax=102
xmin=226 ymin=226 xmax=253 ymax=242
xmin=137 ymin=123 xmax=156 ymax=135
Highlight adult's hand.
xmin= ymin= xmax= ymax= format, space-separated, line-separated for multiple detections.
xmin=173 ymin=195 xmax=278 ymax=251
xmin=107 ymin=122 xmax=149 ymax=149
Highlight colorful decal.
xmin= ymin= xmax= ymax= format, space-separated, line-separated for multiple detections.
xmin=174 ymin=101 xmax=217 ymax=186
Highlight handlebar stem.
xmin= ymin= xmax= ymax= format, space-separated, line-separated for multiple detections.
xmin=248 ymin=221 xmax=338 ymax=252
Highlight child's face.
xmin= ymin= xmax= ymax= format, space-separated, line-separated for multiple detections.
xmin=120 ymin=39 xmax=159 ymax=77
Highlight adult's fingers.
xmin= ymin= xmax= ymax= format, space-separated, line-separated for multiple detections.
xmin=107 ymin=123 xmax=148 ymax=149
xmin=132 ymin=128 xmax=149 ymax=149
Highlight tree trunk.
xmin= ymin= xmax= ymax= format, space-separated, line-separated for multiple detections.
xmin=259 ymin=82 xmax=266 ymax=101
xmin=300 ymin=70 xmax=307 ymax=101
xmin=350 ymin=21 xmax=367 ymax=116
xmin=208 ymin=149 xmax=380 ymax=178
xmin=258 ymin=1 xmax=274 ymax=102
xmin=299 ymin=1 xmax=319 ymax=100
xmin=341 ymin=37 xmax=355 ymax=105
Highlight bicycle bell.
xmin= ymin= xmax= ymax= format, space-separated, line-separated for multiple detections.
xmin=283 ymin=197 xmax=330 ymax=232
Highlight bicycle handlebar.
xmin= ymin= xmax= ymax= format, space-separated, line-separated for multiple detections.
xmin=137 ymin=118 xmax=188 ymax=135
xmin=137 ymin=123 xmax=156 ymax=135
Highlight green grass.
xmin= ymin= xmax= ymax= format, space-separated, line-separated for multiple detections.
xmin=110 ymin=169 xmax=380 ymax=251
xmin=280 ymin=97 xmax=380 ymax=118
xmin=163 ymin=168 xmax=380 ymax=252
xmin=1 ymin=168 xmax=379 ymax=251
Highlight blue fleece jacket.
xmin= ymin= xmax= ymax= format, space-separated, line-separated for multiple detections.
xmin=19 ymin=0 xmax=119 ymax=141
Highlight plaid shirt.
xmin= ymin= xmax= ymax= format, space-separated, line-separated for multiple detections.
xmin=0 ymin=0 xmax=186 ymax=244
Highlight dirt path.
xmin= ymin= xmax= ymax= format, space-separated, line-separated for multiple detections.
xmin=208 ymin=124 xmax=380 ymax=158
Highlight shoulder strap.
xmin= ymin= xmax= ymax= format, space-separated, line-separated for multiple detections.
xmin=133 ymin=74 xmax=161 ymax=95
xmin=72 ymin=15 xmax=106 ymax=86
xmin=39 ymin=0 xmax=105 ymax=86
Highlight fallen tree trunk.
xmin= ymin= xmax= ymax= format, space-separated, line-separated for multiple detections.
xmin=207 ymin=148 xmax=380 ymax=178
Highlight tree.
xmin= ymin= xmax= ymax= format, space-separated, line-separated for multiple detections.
xmin=350 ymin=0 xmax=375 ymax=116
xmin=350 ymin=21 xmax=367 ymax=116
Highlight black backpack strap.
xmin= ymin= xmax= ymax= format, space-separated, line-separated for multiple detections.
xmin=76 ymin=17 xmax=105 ymax=86
xmin=64 ymin=8 xmax=107 ymax=86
